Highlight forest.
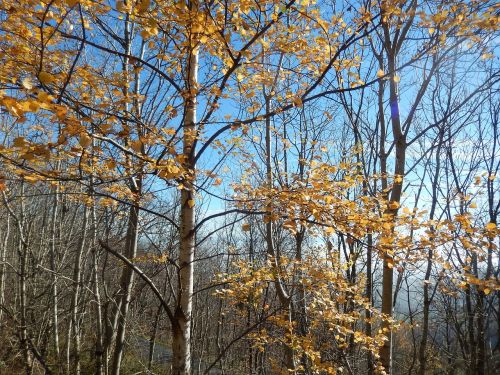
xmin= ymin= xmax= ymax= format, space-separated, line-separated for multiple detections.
xmin=0 ymin=0 xmax=499 ymax=374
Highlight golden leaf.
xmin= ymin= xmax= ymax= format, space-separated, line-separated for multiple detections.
xmin=137 ymin=0 xmax=150 ymax=13
xmin=13 ymin=137 xmax=27 ymax=147
xmin=79 ymin=133 xmax=92 ymax=148
xmin=485 ymin=222 xmax=496 ymax=231
xmin=388 ymin=201 xmax=400 ymax=210
xmin=292 ymin=97 xmax=303 ymax=107
xmin=38 ymin=71 xmax=56 ymax=85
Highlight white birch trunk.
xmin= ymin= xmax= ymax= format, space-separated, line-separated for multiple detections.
xmin=172 ymin=38 xmax=198 ymax=375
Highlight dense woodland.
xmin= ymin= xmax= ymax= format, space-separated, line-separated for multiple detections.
xmin=0 ymin=0 xmax=499 ymax=374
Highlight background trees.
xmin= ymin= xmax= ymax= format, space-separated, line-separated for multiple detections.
xmin=0 ymin=0 xmax=499 ymax=374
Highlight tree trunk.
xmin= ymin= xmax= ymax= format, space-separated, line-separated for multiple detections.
xmin=148 ymin=303 xmax=162 ymax=373
xmin=171 ymin=35 xmax=198 ymax=375
xmin=67 ymin=204 xmax=88 ymax=375
xmin=418 ymin=131 xmax=443 ymax=375
xmin=111 ymin=195 xmax=141 ymax=375
xmin=365 ymin=233 xmax=373 ymax=375
xmin=50 ymin=184 xmax=61 ymax=367
xmin=4 ymin=183 xmax=33 ymax=374
xmin=380 ymin=49 xmax=406 ymax=375
xmin=0 ymin=213 xmax=10 ymax=322
xmin=91 ymin=200 xmax=105 ymax=375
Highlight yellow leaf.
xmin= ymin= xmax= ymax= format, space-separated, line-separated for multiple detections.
xmin=137 ymin=0 xmax=150 ymax=13
xmin=242 ymin=223 xmax=251 ymax=232
xmin=393 ymin=75 xmax=400 ymax=83
xmin=377 ymin=69 xmax=385 ymax=78
xmin=388 ymin=201 xmax=400 ymax=210
xmin=38 ymin=71 xmax=56 ymax=85
xmin=428 ymin=27 xmax=435 ymax=34
xmin=292 ymin=97 xmax=303 ymax=107
xmin=325 ymin=227 xmax=335 ymax=235
xmin=484 ymin=288 xmax=491 ymax=295
xmin=158 ymin=163 xmax=181 ymax=179
xmin=37 ymin=91 xmax=54 ymax=103
xmin=485 ymin=222 xmax=496 ymax=231
xmin=187 ymin=199 xmax=195 ymax=208
xmin=79 ymin=133 xmax=92 ymax=148
xmin=13 ymin=137 xmax=27 ymax=147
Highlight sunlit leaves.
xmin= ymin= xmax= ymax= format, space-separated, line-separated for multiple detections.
xmin=217 ymin=256 xmax=387 ymax=373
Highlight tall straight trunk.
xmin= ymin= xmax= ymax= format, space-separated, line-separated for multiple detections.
xmin=104 ymin=296 xmax=120 ymax=374
xmin=418 ymin=132 xmax=443 ymax=375
xmin=476 ymin=290 xmax=486 ymax=375
xmin=20 ymin=212 xmax=32 ymax=374
xmin=50 ymin=184 xmax=61 ymax=366
xmin=109 ymin=7 xmax=142 ymax=373
xmin=148 ymin=275 xmax=167 ymax=373
xmin=295 ymin=231 xmax=308 ymax=364
xmin=87 ymin=136 xmax=104 ymax=375
xmin=263 ymin=93 xmax=295 ymax=372
xmin=67 ymin=204 xmax=89 ymax=375
xmin=379 ymin=49 xmax=406 ymax=374
xmin=365 ymin=233 xmax=373 ymax=375
xmin=350 ymin=111 xmax=374 ymax=375
xmin=0 ymin=213 xmax=9 ymax=322
xmin=148 ymin=303 xmax=162 ymax=373
xmin=171 ymin=37 xmax=198 ymax=375
xmin=4 ymin=183 xmax=32 ymax=373
xmin=465 ymin=284 xmax=476 ymax=375
xmin=476 ymin=193 xmax=495 ymax=375
xmin=111 ymin=194 xmax=141 ymax=375
xmin=91 ymin=197 xmax=104 ymax=375
xmin=20 ymin=236 xmax=31 ymax=374
xmin=374 ymin=49 xmax=388 ymax=375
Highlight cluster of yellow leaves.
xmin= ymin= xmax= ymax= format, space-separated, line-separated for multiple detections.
xmin=418 ymin=0 xmax=500 ymax=46
xmin=217 ymin=256 xmax=388 ymax=373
